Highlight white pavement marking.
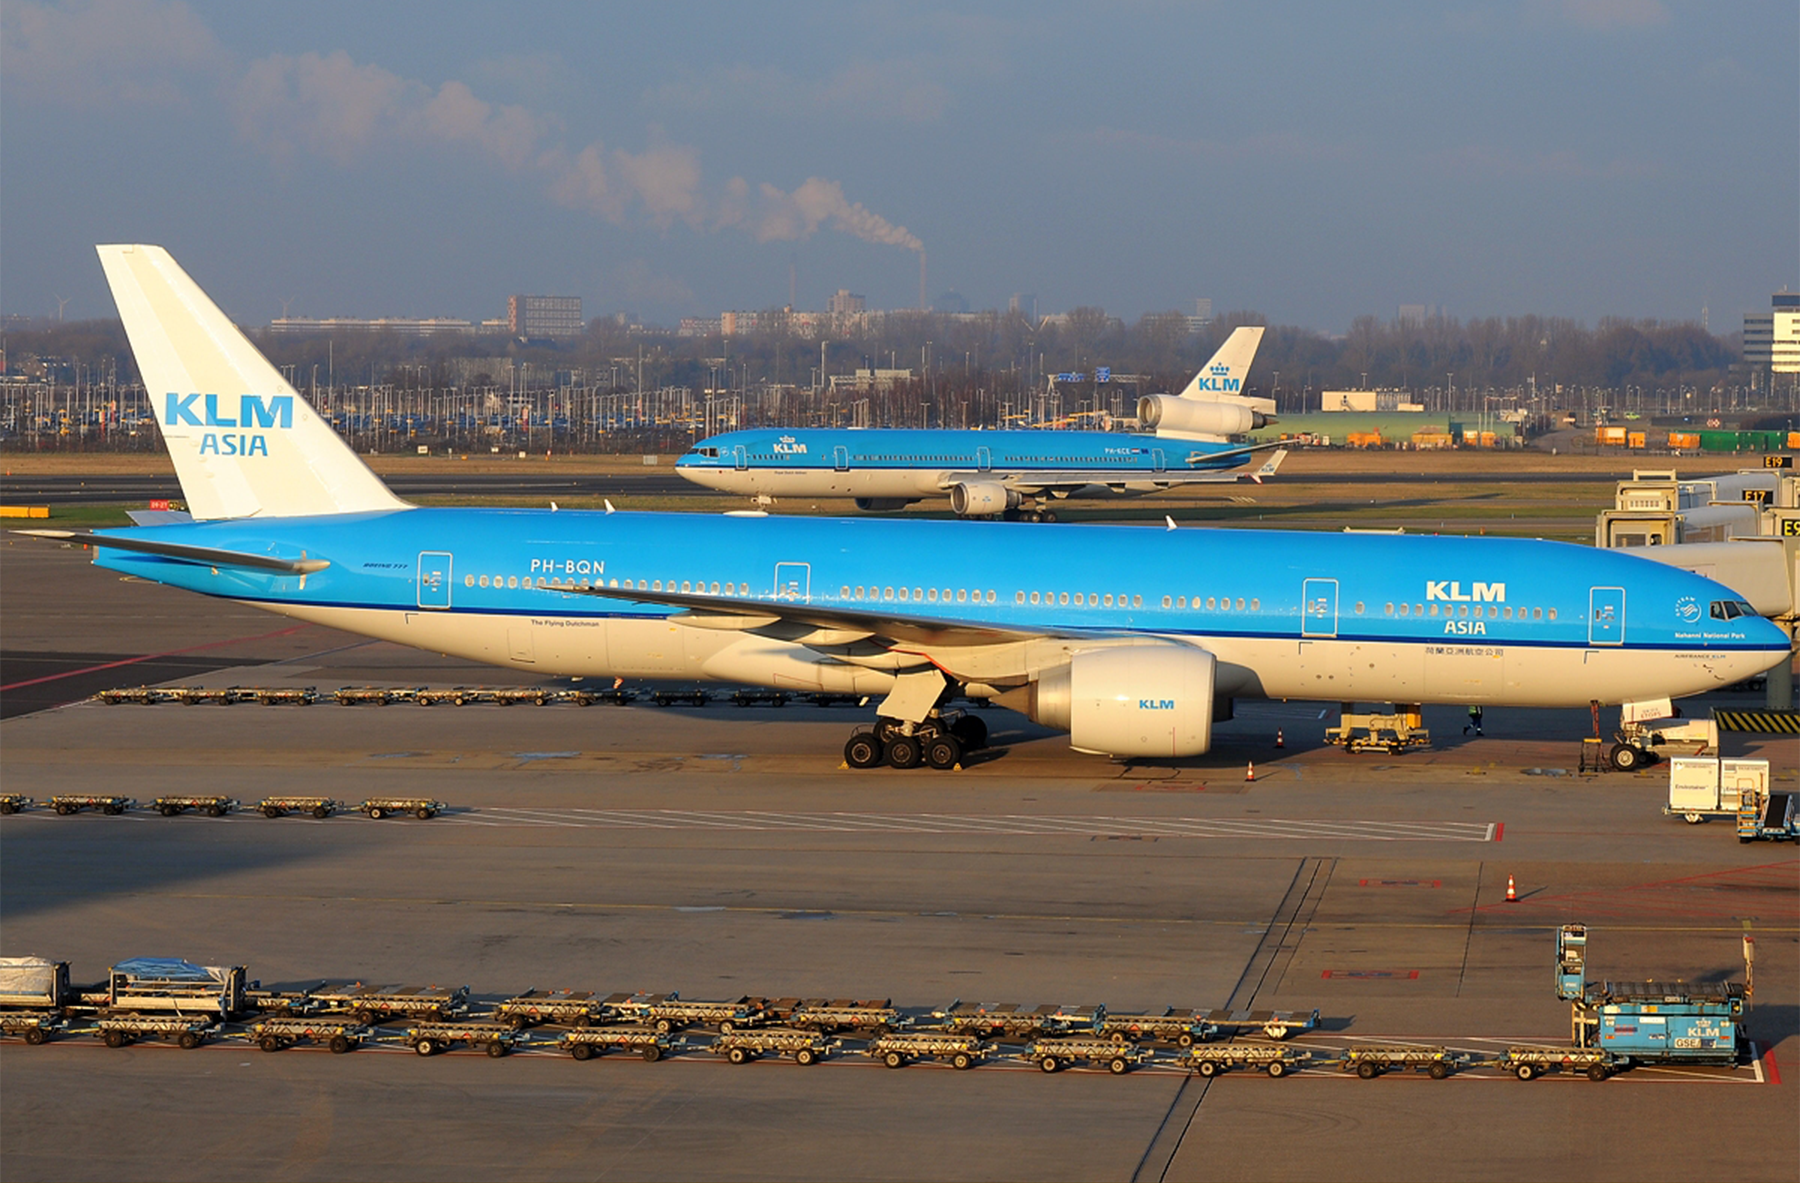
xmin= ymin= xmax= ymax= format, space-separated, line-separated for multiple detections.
xmin=432 ymin=809 xmax=1498 ymax=840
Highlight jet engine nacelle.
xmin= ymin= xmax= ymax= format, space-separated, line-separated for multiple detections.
xmin=949 ymin=481 xmax=1021 ymax=517
xmin=1136 ymin=395 xmax=1268 ymax=438
xmin=1027 ymin=644 xmax=1215 ymax=757
xmin=853 ymin=497 xmax=917 ymax=512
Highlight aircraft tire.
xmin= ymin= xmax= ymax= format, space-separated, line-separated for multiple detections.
xmin=885 ymin=736 xmax=923 ymax=770
xmin=1609 ymin=744 xmax=1643 ymax=772
xmin=924 ymin=734 xmax=962 ymax=770
xmin=844 ymin=732 xmax=882 ymax=769
xmin=951 ymin=715 xmax=988 ymax=751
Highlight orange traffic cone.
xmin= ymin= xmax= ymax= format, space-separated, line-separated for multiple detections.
xmin=1245 ymin=761 xmax=1256 ymax=782
xmin=1275 ymin=729 xmax=1285 ymax=749
xmin=1505 ymin=875 xmax=1518 ymax=903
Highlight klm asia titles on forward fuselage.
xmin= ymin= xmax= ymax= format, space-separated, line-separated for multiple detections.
xmin=165 ymin=393 xmax=293 ymax=457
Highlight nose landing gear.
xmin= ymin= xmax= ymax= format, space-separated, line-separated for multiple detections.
xmin=844 ymin=711 xmax=989 ymax=771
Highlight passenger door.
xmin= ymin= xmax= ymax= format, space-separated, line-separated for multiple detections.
xmin=733 ymin=444 xmax=748 ymax=470
xmin=1301 ymin=578 xmax=1338 ymax=638
xmin=1588 ymin=586 xmax=1625 ymax=646
xmin=976 ymin=446 xmax=992 ymax=472
xmin=773 ymin=562 xmax=811 ymax=602
xmin=417 ymin=551 xmax=452 ymax=609
xmin=833 ymin=445 xmax=849 ymax=472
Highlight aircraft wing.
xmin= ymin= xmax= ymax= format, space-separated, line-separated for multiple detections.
xmin=940 ymin=446 xmax=1288 ymax=495
xmin=15 ymin=529 xmax=331 ymax=574
xmin=547 ymin=582 xmax=1107 ymax=648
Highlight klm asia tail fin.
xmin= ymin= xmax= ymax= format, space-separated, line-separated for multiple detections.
xmin=97 ymin=245 xmax=410 ymax=521
xmin=1177 ymin=325 xmax=1269 ymax=410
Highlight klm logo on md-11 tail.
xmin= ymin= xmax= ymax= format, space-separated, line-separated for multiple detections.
xmin=165 ymin=393 xmax=293 ymax=457
xmin=1191 ymin=363 xmax=1242 ymax=394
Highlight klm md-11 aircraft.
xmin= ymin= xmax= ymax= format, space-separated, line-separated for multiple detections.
xmin=23 ymin=245 xmax=1790 ymax=771
xmin=676 ymin=327 xmax=1284 ymax=520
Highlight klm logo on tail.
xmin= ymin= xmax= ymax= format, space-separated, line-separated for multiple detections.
xmin=1191 ymin=363 xmax=1241 ymax=394
xmin=165 ymin=393 xmax=293 ymax=457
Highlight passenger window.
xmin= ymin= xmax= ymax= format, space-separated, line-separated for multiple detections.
xmin=1030 ymin=591 xmax=1040 ymax=605
xmin=930 ymin=589 xmax=940 ymax=602
xmin=1236 ymin=598 xmax=1245 ymax=611
xmin=1399 ymin=602 xmax=1408 ymax=615
xmin=899 ymin=588 xmax=909 ymax=601
xmin=1177 ymin=596 xmax=1187 ymax=608
xmin=1015 ymin=591 xmax=1025 ymax=604
xmin=855 ymin=586 xmax=865 ymax=600
xmin=681 ymin=581 xmax=691 ymax=593
xmin=1384 ymin=602 xmax=1393 ymax=615
xmin=840 ymin=586 xmax=851 ymax=599
xmin=1429 ymin=604 xmax=1439 ymax=616
xmin=711 ymin=582 xmax=720 ymax=595
xmin=884 ymin=587 xmax=894 ymax=601
xmin=537 ymin=577 xmax=547 ymax=588
xmin=915 ymin=588 xmax=924 ymax=602
xmin=1532 ymin=607 xmax=1542 ymax=620
xmin=508 ymin=576 xmax=519 ymax=588
xmin=1503 ymin=606 xmax=1512 ymax=619
xmin=986 ymin=591 xmax=995 ymax=604
xmin=1104 ymin=594 xmax=1114 ymax=607
xmin=957 ymin=590 xmax=967 ymax=603
xmin=1548 ymin=608 xmax=1557 ymax=621
xmin=1206 ymin=597 xmax=1216 ymax=610
xmin=479 ymin=575 xmax=489 ymax=587
xmin=1249 ymin=598 xmax=1258 ymax=611
xmin=1132 ymin=595 xmax=1142 ymax=608
xmin=1059 ymin=592 xmax=1069 ymax=606
xmin=653 ymin=580 xmax=662 ymax=591
xmin=1161 ymin=595 xmax=1172 ymax=609
xmin=1354 ymin=602 xmax=1364 ymax=614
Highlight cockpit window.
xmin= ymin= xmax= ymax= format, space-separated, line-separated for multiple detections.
xmin=1710 ymin=600 xmax=1758 ymax=620
xmin=688 ymin=446 xmax=720 ymax=459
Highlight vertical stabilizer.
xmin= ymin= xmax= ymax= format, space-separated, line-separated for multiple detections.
xmin=1177 ymin=325 xmax=1268 ymax=409
xmin=97 ymin=244 xmax=409 ymax=520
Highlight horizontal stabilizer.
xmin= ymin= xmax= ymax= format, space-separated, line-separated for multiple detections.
xmin=15 ymin=529 xmax=329 ymax=575
xmin=126 ymin=509 xmax=194 ymax=526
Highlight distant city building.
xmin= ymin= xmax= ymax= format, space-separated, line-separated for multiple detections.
xmin=1009 ymin=293 xmax=1038 ymax=320
xmin=1185 ymin=297 xmax=1213 ymax=335
xmin=1321 ymin=389 xmax=1425 ymax=413
xmin=1745 ymin=293 xmax=1800 ymax=374
xmin=1398 ymin=303 xmax=1444 ymax=326
xmin=827 ymin=289 xmax=866 ymax=315
xmin=679 ymin=316 xmax=723 ymax=337
xmin=268 ymin=316 xmax=474 ymax=337
xmin=933 ymin=289 xmax=970 ymax=314
xmin=508 ymin=295 xmax=583 ymax=339
xmin=829 ymin=367 xmax=913 ymax=393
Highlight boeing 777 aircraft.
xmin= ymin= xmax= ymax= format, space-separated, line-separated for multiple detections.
xmin=22 ymin=245 xmax=1790 ymax=772
xmin=676 ymin=327 xmax=1284 ymax=520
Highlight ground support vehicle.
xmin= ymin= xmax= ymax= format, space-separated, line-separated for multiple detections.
xmin=1324 ymin=705 xmax=1429 ymax=754
xmin=106 ymin=959 xmax=246 ymax=1018
xmin=930 ymin=1000 xmax=1103 ymax=1039
xmin=152 ymin=795 xmax=238 ymax=817
xmin=1022 ymin=1037 xmax=1152 ymax=1075
xmin=1498 ymin=1045 xmax=1621 ymax=1081
xmin=1199 ymin=1007 xmax=1319 ymax=1040
xmin=49 ymin=795 xmax=134 ymax=815
xmin=98 ymin=686 xmax=168 ymax=705
xmin=253 ymin=687 xmax=317 ymax=705
xmin=309 ymin=984 xmax=471 ymax=1025
xmin=1558 ymin=924 xmax=1747 ymax=1067
xmin=1738 ymin=788 xmax=1798 ymax=842
xmin=333 ymin=686 xmax=419 ymax=706
xmin=1098 ymin=1008 xmax=1212 ymax=1046
xmin=568 ymin=688 xmax=634 ymax=706
xmin=1172 ymin=1044 xmax=1307 ymax=1078
xmin=415 ymin=686 xmax=491 ymax=706
xmin=601 ymin=991 xmax=765 ymax=1033
xmin=248 ymin=1017 xmax=367 ymax=1053
xmin=863 ymin=1031 xmax=992 ymax=1070
xmin=258 ymin=797 xmax=339 ymax=819
xmin=558 ymin=1027 xmax=672 ymax=1061
xmin=360 ymin=797 xmax=447 ymax=820
xmin=710 ymin=1027 xmax=838 ymax=1065
xmin=490 ymin=989 xmax=613 ymax=1030
xmin=493 ymin=687 xmax=558 ymax=706
xmin=802 ymin=692 xmax=861 ymax=707
xmin=1339 ymin=1045 xmax=1464 ymax=1079
xmin=169 ymin=685 xmax=252 ymax=705
xmin=1 ymin=1012 xmax=64 ymax=1044
xmin=1610 ymin=714 xmax=1716 ymax=771
xmin=650 ymin=689 xmax=710 ymax=707
xmin=0 ymin=795 xmax=34 ymax=814
xmin=406 ymin=1021 xmax=519 ymax=1057
xmin=765 ymin=998 xmax=903 ymax=1035
xmin=95 ymin=1015 xmax=214 ymax=1049
xmin=729 ymin=689 xmax=789 ymax=707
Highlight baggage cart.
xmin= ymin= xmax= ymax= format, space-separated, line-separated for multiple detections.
xmin=0 ymin=795 xmax=34 ymax=814
xmin=568 ymin=688 xmax=634 ymax=706
xmin=765 ymin=997 xmax=903 ymax=1035
xmin=0 ymin=957 xmax=72 ymax=1011
xmin=1499 ymin=1045 xmax=1620 ymax=1081
xmin=930 ymin=1000 xmax=1103 ymax=1039
xmin=493 ymin=687 xmax=559 ymax=706
xmin=802 ymin=693 xmax=861 ymax=707
xmin=333 ymin=686 xmax=406 ymax=706
xmin=96 ymin=1014 xmax=214 ymax=1049
xmin=248 ymin=1017 xmax=368 ymax=1053
xmin=863 ymin=1031 xmax=992 ymax=1070
xmin=258 ymin=796 xmax=339 ymax=819
xmin=601 ymin=991 xmax=765 ymax=1034
xmin=49 ymin=795 xmax=135 ymax=816
xmin=152 ymin=795 xmax=239 ymax=817
xmin=308 ymin=983 xmax=471 ymax=1025
xmin=416 ymin=686 xmax=490 ymax=706
xmin=1199 ymin=1007 xmax=1319 ymax=1040
xmin=1022 ymin=1036 xmax=1153 ymax=1075
xmin=1173 ymin=1043 xmax=1307 ymax=1078
xmin=98 ymin=686 xmax=168 ymax=705
xmin=360 ymin=797 xmax=447 ymax=820
xmin=490 ymin=989 xmax=613 ymax=1030
xmin=245 ymin=986 xmax=322 ymax=1015
xmin=729 ymin=689 xmax=789 ymax=707
xmin=1 ymin=1012 xmax=64 ymax=1044
xmin=649 ymin=689 xmax=710 ymax=707
xmin=406 ymin=1021 xmax=519 ymax=1057
xmin=254 ymin=687 xmax=317 ymax=706
xmin=169 ymin=685 xmax=250 ymax=705
xmin=107 ymin=958 xmax=247 ymax=1018
xmin=1099 ymin=1008 xmax=1213 ymax=1046
xmin=558 ymin=1027 xmax=672 ymax=1061
xmin=1339 ymin=1044 xmax=1464 ymax=1079
xmin=709 ymin=1027 xmax=838 ymax=1065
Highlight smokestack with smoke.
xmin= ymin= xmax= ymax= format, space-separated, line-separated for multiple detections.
xmin=919 ymin=250 xmax=926 ymax=311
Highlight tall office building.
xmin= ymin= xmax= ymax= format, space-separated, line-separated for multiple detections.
xmin=508 ymin=295 xmax=584 ymax=339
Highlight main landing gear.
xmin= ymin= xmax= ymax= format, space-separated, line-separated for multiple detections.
xmin=1000 ymin=507 xmax=1056 ymax=523
xmin=845 ymin=712 xmax=988 ymax=771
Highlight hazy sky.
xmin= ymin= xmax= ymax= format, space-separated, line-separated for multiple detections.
xmin=3 ymin=0 xmax=1795 ymax=330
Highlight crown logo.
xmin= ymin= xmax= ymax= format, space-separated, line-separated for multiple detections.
xmin=1210 ymin=364 xmax=1229 ymax=376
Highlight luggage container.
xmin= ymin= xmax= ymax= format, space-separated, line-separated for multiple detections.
xmin=863 ymin=1031 xmax=991 ymax=1070
xmin=107 ymin=958 xmax=247 ymax=1018
xmin=248 ymin=1017 xmax=368 ymax=1053
xmin=406 ymin=1021 xmax=518 ymax=1057
xmin=709 ymin=1027 xmax=837 ymax=1065
xmin=152 ymin=795 xmax=239 ymax=817
xmin=49 ymin=795 xmax=134 ymax=815
xmin=558 ymin=1027 xmax=671 ymax=1061
xmin=1021 ymin=1036 xmax=1152 ymax=1075
xmin=360 ymin=797 xmax=447 ymax=820
xmin=0 ymin=957 xmax=72 ymax=1012
xmin=258 ymin=796 xmax=339 ymax=819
